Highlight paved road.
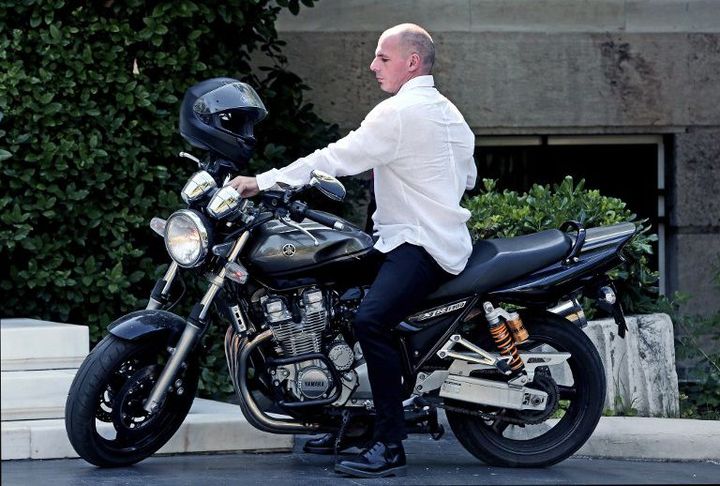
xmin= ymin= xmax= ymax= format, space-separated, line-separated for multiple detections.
xmin=3 ymin=433 xmax=718 ymax=485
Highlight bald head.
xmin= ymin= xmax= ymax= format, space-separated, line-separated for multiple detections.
xmin=370 ymin=23 xmax=435 ymax=93
xmin=381 ymin=23 xmax=435 ymax=74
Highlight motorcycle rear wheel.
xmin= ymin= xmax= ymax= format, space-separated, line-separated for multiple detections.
xmin=446 ymin=311 xmax=606 ymax=467
xmin=65 ymin=334 xmax=199 ymax=467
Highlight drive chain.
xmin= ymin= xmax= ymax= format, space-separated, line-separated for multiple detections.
xmin=441 ymin=404 xmax=528 ymax=425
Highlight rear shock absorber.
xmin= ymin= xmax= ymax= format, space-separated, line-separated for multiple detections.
xmin=483 ymin=302 xmax=525 ymax=373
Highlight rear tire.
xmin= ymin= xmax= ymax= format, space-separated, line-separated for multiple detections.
xmin=65 ymin=334 xmax=199 ymax=467
xmin=446 ymin=312 xmax=605 ymax=467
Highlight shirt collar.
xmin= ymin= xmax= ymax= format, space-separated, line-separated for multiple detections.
xmin=397 ymin=75 xmax=434 ymax=94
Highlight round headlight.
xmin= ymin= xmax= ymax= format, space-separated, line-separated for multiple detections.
xmin=164 ymin=210 xmax=210 ymax=268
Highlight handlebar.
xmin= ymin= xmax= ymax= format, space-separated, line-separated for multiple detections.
xmin=304 ymin=209 xmax=348 ymax=231
xmin=259 ymin=191 xmax=348 ymax=231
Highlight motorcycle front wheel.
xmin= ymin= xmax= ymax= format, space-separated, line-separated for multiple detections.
xmin=446 ymin=311 xmax=606 ymax=467
xmin=65 ymin=334 xmax=199 ymax=467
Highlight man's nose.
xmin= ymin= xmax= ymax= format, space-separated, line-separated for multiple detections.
xmin=369 ymin=59 xmax=378 ymax=72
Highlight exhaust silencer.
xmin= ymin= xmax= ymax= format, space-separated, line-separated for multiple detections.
xmin=439 ymin=375 xmax=548 ymax=411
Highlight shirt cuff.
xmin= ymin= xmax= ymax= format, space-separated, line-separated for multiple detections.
xmin=256 ymin=169 xmax=279 ymax=191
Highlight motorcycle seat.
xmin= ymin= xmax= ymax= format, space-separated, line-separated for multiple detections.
xmin=426 ymin=229 xmax=572 ymax=302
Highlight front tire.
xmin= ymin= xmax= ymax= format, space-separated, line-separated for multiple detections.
xmin=65 ymin=334 xmax=199 ymax=467
xmin=446 ymin=311 xmax=606 ymax=467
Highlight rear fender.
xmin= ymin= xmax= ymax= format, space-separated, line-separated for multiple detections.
xmin=108 ymin=310 xmax=186 ymax=343
xmin=579 ymin=222 xmax=637 ymax=253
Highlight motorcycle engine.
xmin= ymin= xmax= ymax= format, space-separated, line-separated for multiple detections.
xmin=261 ymin=287 xmax=357 ymax=402
xmin=263 ymin=287 xmax=327 ymax=357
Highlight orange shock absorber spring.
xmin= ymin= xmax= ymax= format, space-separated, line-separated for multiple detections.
xmin=483 ymin=302 xmax=526 ymax=373
xmin=489 ymin=322 xmax=524 ymax=372
xmin=506 ymin=312 xmax=529 ymax=344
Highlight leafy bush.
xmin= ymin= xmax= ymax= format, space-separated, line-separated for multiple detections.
xmin=677 ymin=311 xmax=720 ymax=420
xmin=0 ymin=0 xmax=334 ymax=327
xmin=463 ymin=177 xmax=659 ymax=314
xmin=0 ymin=1 xmax=343 ymax=396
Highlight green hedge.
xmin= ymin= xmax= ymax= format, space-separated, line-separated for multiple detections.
xmin=0 ymin=0 xmax=340 ymax=344
xmin=463 ymin=177 xmax=660 ymax=315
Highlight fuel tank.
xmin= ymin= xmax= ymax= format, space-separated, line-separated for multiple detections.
xmin=244 ymin=213 xmax=377 ymax=289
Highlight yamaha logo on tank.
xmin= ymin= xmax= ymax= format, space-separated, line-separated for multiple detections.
xmin=282 ymin=244 xmax=296 ymax=257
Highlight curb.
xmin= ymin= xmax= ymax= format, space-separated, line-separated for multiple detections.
xmin=576 ymin=416 xmax=720 ymax=462
xmin=1 ymin=399 xmax=293 ymax=460
xmin=437 ymin=412 xmax=720 ymax=462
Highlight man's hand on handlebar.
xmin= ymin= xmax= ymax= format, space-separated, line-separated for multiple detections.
xmin=227 ymin=175 xmax=259 ymax=198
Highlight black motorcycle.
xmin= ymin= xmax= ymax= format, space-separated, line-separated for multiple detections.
xmin=65 ymin=79 xmax=636 ymax=469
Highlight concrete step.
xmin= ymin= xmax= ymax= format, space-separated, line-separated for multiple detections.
xmin=1 ymin=369 xmax=77 ymax=421
xmin=1 ymin=398 xmax=294 ymax=460
xmin=0 ymin=319 xmax=88 ymax=371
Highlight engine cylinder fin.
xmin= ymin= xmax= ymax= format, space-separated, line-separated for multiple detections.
xmin=265 ymin=290 xmax=328 ymax=358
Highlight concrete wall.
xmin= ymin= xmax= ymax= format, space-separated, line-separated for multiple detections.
xmin=266 ymin=0 xmax=720 ymax=312
xmin=670 ymin=128 xmax=720 ymax=312
xmin=273 ymin=30 xmax=719 ymax=134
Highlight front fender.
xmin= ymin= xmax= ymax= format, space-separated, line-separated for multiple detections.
xmin=108 ymin=310 xmax=186 ymax=342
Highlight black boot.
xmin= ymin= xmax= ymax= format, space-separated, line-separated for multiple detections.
xmin=302 ymin=432 xmax=370 ymax=455
xmin=334 ymin=441 xmax=407 ymax=478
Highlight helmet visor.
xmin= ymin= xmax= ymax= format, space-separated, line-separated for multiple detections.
xmin=193 ymin=82 xmax=267 ymax=123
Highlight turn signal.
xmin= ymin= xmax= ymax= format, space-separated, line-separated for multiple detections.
xmin=225 ymin=261 xmax=249 ymax=284
xmin=150 ymin=217 xmax=166 ymax=236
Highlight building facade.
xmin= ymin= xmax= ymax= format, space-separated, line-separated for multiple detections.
xmin=271 ymin=0 xmax=720 ymax=313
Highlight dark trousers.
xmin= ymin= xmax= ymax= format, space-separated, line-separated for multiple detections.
xmin=353 ymin=244 xmax=453 ymax=444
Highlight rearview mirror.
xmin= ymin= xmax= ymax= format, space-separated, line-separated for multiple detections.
xmin=309 ymin=170 xmax=346 ymax=201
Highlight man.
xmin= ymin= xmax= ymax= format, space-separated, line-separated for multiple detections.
xmin=229 ymin=23 xmax=476 ymax=478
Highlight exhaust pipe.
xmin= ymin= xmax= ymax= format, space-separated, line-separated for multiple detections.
xmin=225 ymin=328 xmax=320 ymax=434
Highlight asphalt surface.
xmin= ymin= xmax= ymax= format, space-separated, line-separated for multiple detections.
xmin=3 ymin=432 xmax=719 ymax=485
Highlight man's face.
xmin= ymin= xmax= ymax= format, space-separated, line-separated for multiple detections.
xmin=369 ymin=34 xmax=413 ymax=94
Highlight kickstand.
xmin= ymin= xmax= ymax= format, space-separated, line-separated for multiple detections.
xmin=414 ymin=396 xmax=445 ymax=440
xmin=428 ymin=407 xmax=445 ymax=440
xmin=334 ymin=409 xmax=352 ymax=460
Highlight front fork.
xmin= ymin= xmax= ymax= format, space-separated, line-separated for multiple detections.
xmin=143 ymin=231 xmax=251 ymax=414
xmin=145 ymin=262 xmax=179 ymax=311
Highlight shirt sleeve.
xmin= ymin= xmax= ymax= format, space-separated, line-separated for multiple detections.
xmin=466 ymin=156 xmax=477 ymax=190
xmin=256 ymin=101 xmax=401 ymax=191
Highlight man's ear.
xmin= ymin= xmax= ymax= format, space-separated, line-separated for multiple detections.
xmin=408 ymin=52 xmax=421 ymax=72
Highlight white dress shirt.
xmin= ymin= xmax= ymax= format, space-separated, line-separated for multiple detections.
xmin=256 ymin=75 xmax=477 ymax=274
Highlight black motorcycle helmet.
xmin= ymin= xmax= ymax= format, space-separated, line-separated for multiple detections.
xmin=179 ymin=77 xmax=267 ymax=165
